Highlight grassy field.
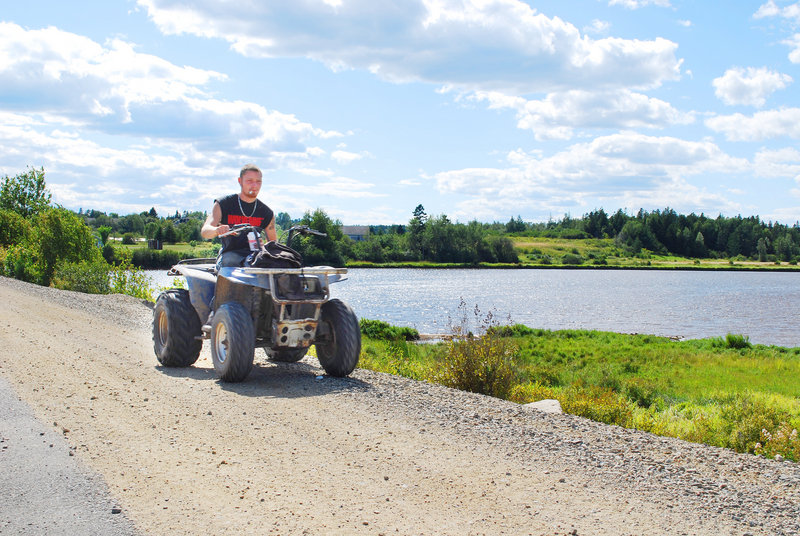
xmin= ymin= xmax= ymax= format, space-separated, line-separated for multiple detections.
xmin=512 ymin=236 xmax=800 ymax=270
xmin=354 ymin=320 xmax=800 ymax=462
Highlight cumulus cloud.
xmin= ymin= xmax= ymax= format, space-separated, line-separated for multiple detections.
xmin=432 ymin=132 xmax=746 ymax=220
xmin=754 ymin=2 xmax=800 ymax=62
xmin=137 ymin=0 xmax=682 ymax=93
xmin=471 ymin=89 xmax=694 ymax=140
xmin=754 ymin=1 xmax=800 ymax=23
xmin=0 ymin=22 xmax=366 ymax=213
xmin=705 ymin=108 xmax=800 ymax=140
xmin=712 ymin=67 xmax=792 ymax=107
xmin=753 ymin=147 xmax=800 ymax=179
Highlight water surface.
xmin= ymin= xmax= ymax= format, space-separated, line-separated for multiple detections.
xmin=147 ymin=268 xmax=800 ymax=347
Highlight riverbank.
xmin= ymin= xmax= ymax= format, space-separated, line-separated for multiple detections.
xmin=359 ymin=325 xmax=800 ymax=462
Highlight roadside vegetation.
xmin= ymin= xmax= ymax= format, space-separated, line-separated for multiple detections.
xmin=355 ymin=307 xmax=800 ymax=462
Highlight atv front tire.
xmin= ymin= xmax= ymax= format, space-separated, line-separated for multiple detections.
xmin=264 ymin=347 xmax=308 ymax=363
xmin=153 ymin=289 xmax=202 ymax=367
xmin=315 ymin=299 xmax=361 ymax=377
xmin=210 ymin=302 xmax=255 ymax=382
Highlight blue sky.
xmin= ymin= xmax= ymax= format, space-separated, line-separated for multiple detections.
xmin=2 ymin=1 xmax=800 ymax=225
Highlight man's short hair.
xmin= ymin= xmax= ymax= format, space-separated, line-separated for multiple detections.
xmin=240 ymin=164 xmax=262 ymax=178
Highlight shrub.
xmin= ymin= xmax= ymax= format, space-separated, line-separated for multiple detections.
xmin=560 ymin=384 xmax=634 ymax=428
xmin=561 ymin=253 xmax=583 ymax=265
xmin=509 ymin=381 xmax=557 ymax=404
xmin=121 ymin=233 xmax=136 ymax=245
xmin=717 ymin=393 xmax=785 ymax=454
xmin=52 ymin=259 xmax=111 ymax=294
xmin=755 ymin=423 xmax=800 ymax=462
xmin=487 ymin=323 xmax=536 ymax=337
xmin=360 ymin=318 xmax=420 ymax=341
xmin=0 ymin=209 xmax=28 ymax=247
xmin=435 ymin=301 xmax=519 ymax=399
xmin=437 ymin=333 xmax=519 ymax=399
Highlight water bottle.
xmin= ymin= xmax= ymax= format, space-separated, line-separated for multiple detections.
xmin=247 ymin=231 xmax=258 ymax=251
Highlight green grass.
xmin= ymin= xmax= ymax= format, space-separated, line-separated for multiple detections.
xmin=356 ymin=323 xmax=800 ymax=461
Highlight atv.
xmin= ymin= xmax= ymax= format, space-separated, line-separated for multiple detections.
xmin=152 ymin=224 xmax=361 ymax=382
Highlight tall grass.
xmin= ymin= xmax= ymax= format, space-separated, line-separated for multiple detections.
xmin=357 ymin=317 xmax=800 ymax=461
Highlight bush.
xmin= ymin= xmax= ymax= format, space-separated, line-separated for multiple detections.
xmin=52 ymin=259 xmax=111 ymax=294
xmin=122 ymin=233 xmax=136 ymax=245
xmin=755 ymin=423 xmax=800 ymax=462
xmin=561 ymin=253 xmax=583 ymax=265
xmin=360 ymin=318 xmax=420 ymax=341
xmin=717 ymin=393 xmax=785 ymax=454
xmin=487 ymin=323 xmax=537 ymax=337
xmin=0 ymin=209 xmax=28 ymax=247
xmin=711 ymin=333 xmax=752 ymax=350
xmin=436 ymin=333 xmax=519 ymax=399
xmin=435 ymin=301 xmax=519 ymax=399
xmin=561 ymin=384 xmax=634 ymax=428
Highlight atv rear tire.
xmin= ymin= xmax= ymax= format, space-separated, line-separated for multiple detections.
xmin=210 ymin=302 xmax=255 ymax=382
xmin=153 ymin=289 xmax=202 ymax=367
xmin=264 ymin=347 xmax=308 ymax=362
xmin=315 ymin=299 xmax=361 ymax=377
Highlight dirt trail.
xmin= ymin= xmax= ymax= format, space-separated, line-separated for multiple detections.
xmin=1 ymin=276 xmax=798 ymax=535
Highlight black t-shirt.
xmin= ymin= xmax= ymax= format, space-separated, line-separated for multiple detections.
xmin=216 ymin=193 xmax=273 ymax=254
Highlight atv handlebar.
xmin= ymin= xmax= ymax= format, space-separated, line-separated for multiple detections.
xmin=219 ymin=223 xmax=327 ymax=246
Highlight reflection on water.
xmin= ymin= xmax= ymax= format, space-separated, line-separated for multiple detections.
xmin=146 ymin=268 xmax=800 ymax=347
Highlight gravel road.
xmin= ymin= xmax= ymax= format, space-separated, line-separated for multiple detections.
xmin=1 ymin=275 xmax=798 ymax=535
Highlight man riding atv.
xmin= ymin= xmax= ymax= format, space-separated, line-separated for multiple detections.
xmin=201 ymin=163 xmax=275 ymax=270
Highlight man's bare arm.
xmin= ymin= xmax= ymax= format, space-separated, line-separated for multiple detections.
xmin=200 ymin=202 xmax=228 ymax=239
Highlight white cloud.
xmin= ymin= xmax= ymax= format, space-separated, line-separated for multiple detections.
xmin=712 ymin=67 xmax=792 ymax=107
xmin=754 ymin=1 xmax=800 ymax=23
xmin=137 ymin=0 xmax=682 ymax=93
xmin=754 ymin=2 xmax=800 ymax=62
xmin=677 ymin=19 xmax=692 ymax=28
xmin=331 ymin=149 xmax=368 ymax=164
xmin=432 ymin=132 xmax=746 ymax=220
xmin=785 ymin=33 xmax=800 ymax=63
xmin=753 ymin=147 xmax=800 ymax=179
xmin=584 ymin=19 xmax=610 ymax=35
xmin=705 ymin=108 xmax=800 ymax=140
xmin=472 ymin=89 xmax=694 ymax=140
xmin=0 ymin=22 xmax=352 ymax=213
xmin=608 ymin=0 xmax=672 ymax=9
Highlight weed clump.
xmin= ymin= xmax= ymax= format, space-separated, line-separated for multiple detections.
xmin=360 ymin=318 xmax=419 ymax=341
xmin=435 ymin=300 xmax=519 ymax=400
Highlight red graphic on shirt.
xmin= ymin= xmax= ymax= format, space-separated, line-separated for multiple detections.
xmin=227 ymin=215 xmax=264 ymax=227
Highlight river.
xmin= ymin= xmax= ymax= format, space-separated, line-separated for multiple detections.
xmin=146 ymin=268 xmax=800 ymax=347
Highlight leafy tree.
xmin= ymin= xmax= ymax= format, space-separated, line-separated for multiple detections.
xmin=98 ymin=226 xmax=113 ymax=245
xmin=275 ymin=211 xmax=293 ymax=230
xmin=0 ymin=167 xmax=52 ymax=217
xmin=295 ymin=208 xmax=345 ymax=266
xmin=0 ymin=209 xmax=29 ymax=247
xmin=3 ymin=207 xmax=101 ymax=286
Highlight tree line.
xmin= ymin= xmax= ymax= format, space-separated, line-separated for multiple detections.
xmin=519 ymin=208 xmax=800 ymax=262
xmin=4 ymin=167 xmax=800 ymax=273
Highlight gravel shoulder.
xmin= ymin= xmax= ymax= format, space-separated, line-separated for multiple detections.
xmin=0 ymin=275 xmax=798 ymax=535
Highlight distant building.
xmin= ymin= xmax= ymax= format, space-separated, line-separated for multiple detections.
xmin=342 ymin=225 xmax=370 ymax=241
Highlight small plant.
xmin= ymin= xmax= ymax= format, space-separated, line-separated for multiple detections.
xmin=725 ymin=333 xmax=752 ymax=349
xmin=360 ymin=318 xmax=419 ymax=341
xmin=755 ymin=423 xmax=800 ymax=462
xmin=436 ymin=300 xmax=519 ymax=399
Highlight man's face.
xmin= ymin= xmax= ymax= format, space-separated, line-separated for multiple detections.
xmin=239 ymin=171 xmax=263 ymax=198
